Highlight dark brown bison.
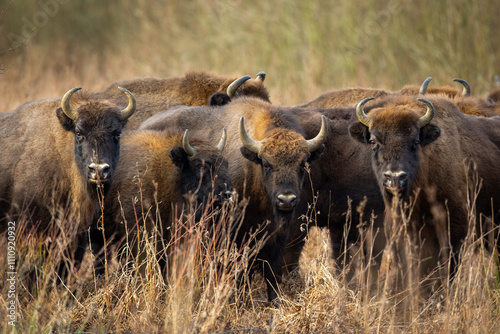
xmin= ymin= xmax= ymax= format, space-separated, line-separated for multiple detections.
xmin=138 ymin=97 xmax=328 ymax=302
xmin=95 ymin=71 xmax=270 ymax=130
xmin=0 ymin=86 xmax=136 ymax=276
xmin=92 ymin=128 xmax=233 ymax=272
xmin=283 ymin=107 xmax=386 ymax=277
xmin=348 ymin=95 xmax=500 ymax=294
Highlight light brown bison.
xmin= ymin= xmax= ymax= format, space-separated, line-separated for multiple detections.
xmin=0 ymin=87 xmax=136 ymax=276
xmin=138 ymin=97 xmax=328 ymax=302
xmin=92 ymin=128 xmax=233 ymax=272
xmin=404 ymin=77 xmax=499 ymax=117
xmin=95 ymin=71 xmax=269 ymax=130
xmin=399 ymin=77 xmax=470 ymax=97
xmin=296 ymin=87 xmax=391 ymax=108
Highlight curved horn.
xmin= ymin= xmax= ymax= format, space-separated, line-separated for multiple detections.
xmin=495 ymin=75 xmax=500 ymax=87
xmin=182 ymin=129 xmax=196 ymax=157
xmin=417 ymin=98 xmax=435 ymax=128
xmin=419 ymin=77 xmax=432 ymax=95
xmin=227 ymin=75 xmax=251 ymax=98
xmin=216 ymin=128 xmax=227 ymax=152
xmin=117 ymin=87 xmax=137 ymax=121
xmin=255 ymin=71 xmax=266 ymax=82
xmin=306 ymin=115 xmax=328 ymax=153
xmin=356 ymin=97 xmax=375 ymax=127
xmin=453 ymin=78 xmax=471 ymax=97
xmin=61 ymin=87 xmax=82 ymax=121
xmin=238 ymin=117 xmax=262 ymax=154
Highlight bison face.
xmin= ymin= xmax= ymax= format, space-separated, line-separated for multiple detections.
xmin=169 ymin=130 xmax=233 ymax=207
xmin=239 ymin=116 xmax=327 ymax=218
xmin=56 ymin=87 xmax=136 ymax=192
xmin=349 ymin=98 xmax=440 ymax=202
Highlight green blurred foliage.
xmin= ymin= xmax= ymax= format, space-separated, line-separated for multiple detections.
xmin=1 ymin=0 xmax=500 ymax=103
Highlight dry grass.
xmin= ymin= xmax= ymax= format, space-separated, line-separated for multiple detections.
xmin=1 ymin=172 xmax=499 ymax=333
xmin=1 ymin=1 xmax=500 ymax=332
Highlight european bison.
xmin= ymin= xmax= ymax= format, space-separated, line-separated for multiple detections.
xmin=348 ymin=95 xmax=500 ymax=294
xmin=92 ymin=128 xmax=233 ymax=272
xmin=95 ymin=71 xmax=270 ymax=130
xmin=0 ymin=86 xmax=136 ymax=276
xmin=283 ymin=106 xmax=386 ymax=277
xmin=139 ymin=97 xmax=328 ymax=302
xmin=406 ymin=78 xmax=499 ymax=117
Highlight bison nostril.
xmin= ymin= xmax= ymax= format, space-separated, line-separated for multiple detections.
xmin=276 ymin=194 xmax=297 ymax=209
xmin=88 ymin=163 xmax=111 ymax=180
xmin=99 ymin=164 xmax=111 ymax=178
xmin=221 ymin=190 xmax=234 ymax=202
xmin=383 ymin=170 xmax=407 ymax=188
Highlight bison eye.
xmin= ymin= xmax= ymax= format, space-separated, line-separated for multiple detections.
xmin=411 ymin=139 xmax=420 ymax=151
xmin=113 ymin=132 xmax=121 ymax=144
xmin=197 ymin=162 xmax=209 ymax=173
xmin=262 ymin=161 xmax=271 ymax=171
xmin=75 ymin=130 xmax=85 ymax=143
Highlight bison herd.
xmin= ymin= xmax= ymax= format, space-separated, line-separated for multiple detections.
xmin=1 ymin=71 xmax=500 ymax=303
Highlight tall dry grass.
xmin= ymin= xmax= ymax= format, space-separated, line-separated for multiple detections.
xmin=1 ymin=1 xmax=500 ymax=333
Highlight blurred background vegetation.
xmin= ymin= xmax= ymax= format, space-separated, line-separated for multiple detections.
xmin=1 ymin=0 xmax=500 ymax=111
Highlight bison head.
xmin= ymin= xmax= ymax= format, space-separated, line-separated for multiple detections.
xmin=239 ymin=115 xmax=327 ymax=217
xmin=349 ymin=97 xmax=441 ymax=202
xmin=169 ymin=129 xmax=233 ymax=207
xmin=56 ymin=87 xmax=136 ymax=192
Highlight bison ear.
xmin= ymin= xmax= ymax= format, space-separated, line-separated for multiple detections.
xmin=348 ymin=122 xmax=370 ymax=144
xmin=169 ymin=147 xmax=189 ymax=169
xmin=420 ymin=124 xmax=441 ymax=146
xmin=209 ymin=92 xmax=231 ymax=106
xmin=308 ymin=144 xmax=325 ymax=163
xmin=240 ymin=147 xmax=261 ymax=165
xmin=56 ymin=107 xmax=75 ymax=131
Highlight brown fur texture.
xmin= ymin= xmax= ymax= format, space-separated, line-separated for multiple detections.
xmin=139 ymin=96 xmax=326 ymax=302
xmin=297 ymin=82 xmax=500 ymax=117
xmin=96 ymin=129 xmax=232 ymax=270
xmin=399 ymin=85 xmax=463 ymax=98
xmin=0 ymin=89 xmax=134 ymax=280
xmin=296 ymin=87 xmax=391 ymax=108
xmin=284 ymin=106 xmax=386 ymax=275
xmin=95 ymin=71 xmax=270 ymax=130
xmin=350 ymin=95 xmax=500 ymax=294
xmin=0 ymin=90 xmax=130 ymax=231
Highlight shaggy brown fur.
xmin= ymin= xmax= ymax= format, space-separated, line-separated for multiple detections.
xmin=349 ymin=95 xmax=500 ymax=295
xmin=0 ymin=90 xmax=131 ymax=230
xmin=96 ymin=129 xmax=232 ymax=270
xmin=284 ymin=106 xmax=386 ymax=277
xmin=0 ymin=89 xmax=135 ymax=280
xmin=399 ymin=85 xmax=463 ymax=98
xmin=297 ymin=82 xmax=500 ymax=116
xmin=95 ymin=71 xmax=270 ymax=130
xmin=296 ymin=87 xmax=391 ymax=108
xmin=139 ymin=96 xmax=326 ymax=302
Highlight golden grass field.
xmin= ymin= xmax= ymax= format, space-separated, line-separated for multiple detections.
xmin=2 ymin=0 xmax=500 ymax=333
